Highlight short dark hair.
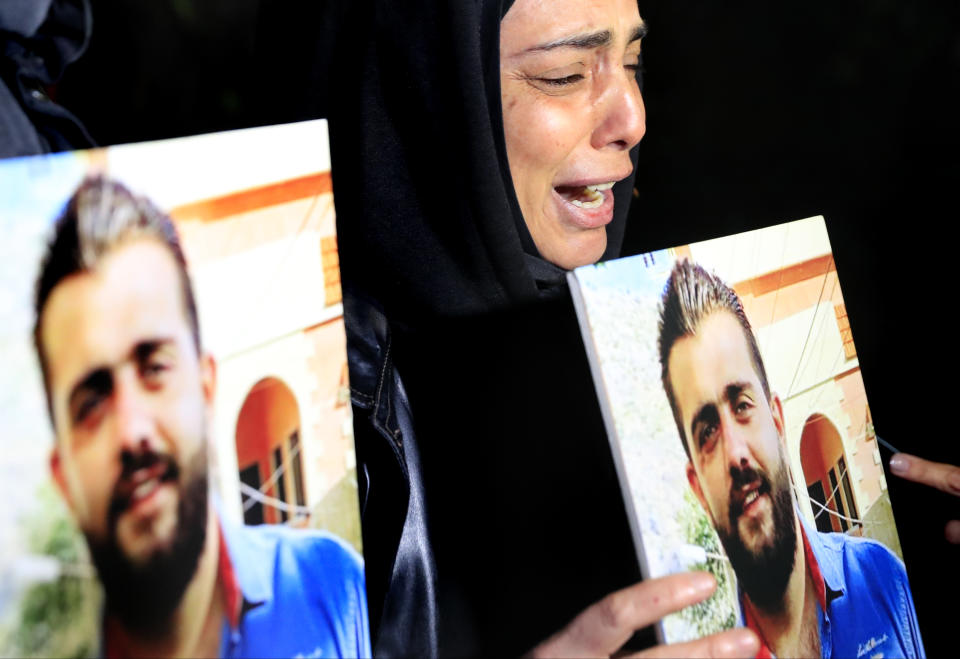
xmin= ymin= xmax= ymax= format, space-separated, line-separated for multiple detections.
xmin=33 ymin=177 xmax=201 ymax=425
xmin=657 ymin=259 xmax=770 ymax=458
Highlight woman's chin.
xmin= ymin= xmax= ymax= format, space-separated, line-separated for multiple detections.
xmin=538 ymin=227 xmax=608 ymax=271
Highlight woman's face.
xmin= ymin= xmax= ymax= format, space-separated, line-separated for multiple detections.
xmin=500 ymin=0 xmax=646 ymax=269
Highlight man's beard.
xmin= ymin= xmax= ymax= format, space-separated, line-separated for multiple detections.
xmin=717 ymin=459 xmax=797 ymax=613
xmin=88 ymin=448 xmax=209 ymax=637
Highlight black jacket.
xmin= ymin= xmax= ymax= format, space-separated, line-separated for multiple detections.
xmin=346 ymin=288 xmax=655 ymax=657
xmin=346 ymin=291 xmax=439 ymax=658
xmin=0 ymin=0 xmax=94 ymax=158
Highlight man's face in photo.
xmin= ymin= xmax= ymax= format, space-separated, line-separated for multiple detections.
xmin=668 ymin=310 xmax=796 ymax=608
xmin=41 ymin=238 xmax=214 ymax=629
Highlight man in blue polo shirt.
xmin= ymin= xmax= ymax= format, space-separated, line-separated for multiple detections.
xmin=657 ymin=259 xmax=924 ymax=658
xmin=35 ymin=177 xmax=370 ymax=658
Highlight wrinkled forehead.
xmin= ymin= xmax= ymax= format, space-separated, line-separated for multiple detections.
xmin=500 ymin=0 xmax=644 ymax=55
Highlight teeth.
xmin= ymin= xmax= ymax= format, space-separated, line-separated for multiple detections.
xmin=570 ymin=194 xmax=603 ymax=209
xmin=570 ymin=182 xmax=616 ymax=208
xmin=585 ymin=182 xmax=615 ymax=192
xmin=744 ymin=490 xmax=759 ymax=506
xmin=562 ymin=181 xmax=616 ymax=209
xmin=132 ymin=478 xmax=159 ymax=502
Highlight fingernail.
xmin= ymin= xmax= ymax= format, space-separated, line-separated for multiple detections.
xmin=946 ymin=520 xmax=960 ymax=544
xmin=718 ymin=630 xmax=759 ymax=658
xmin=889 ymin=453 xmax=910 ymax=475
xmin=693 ymin=571 xmax=716 ymax=595
xmin=948 ymin=471 xmax=960 ymax=494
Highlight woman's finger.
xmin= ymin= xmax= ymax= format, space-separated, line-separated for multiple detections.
xmin=945 ymin=520 xmax=960 ymax=544
xmin=628 ymin=628 xmax=759 ymax=659
xmin=888 ymin=452 xmax=960 ymax=496
xmin=528 ymin=572 xmax=717 ymax=658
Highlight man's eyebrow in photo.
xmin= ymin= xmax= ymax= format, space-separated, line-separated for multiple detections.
xmin=724 ymin=382 xmax=753 ymax=404
xmin=688 ymin=381 xmax=754 ymax=442
xmin=67 ymin=338 xmax=177 ymax=421
xmin=134 ymin=338 xmax=177 ymax=363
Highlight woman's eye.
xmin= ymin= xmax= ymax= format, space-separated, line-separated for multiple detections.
xmin=538 ymin=74 xmax=584 ymax=87
xmin=624 ymin=49 xmax=644 ymax=73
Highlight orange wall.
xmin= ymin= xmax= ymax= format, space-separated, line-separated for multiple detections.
xmin=235 ymin=378 xmax=300 ymax=525
xmin=738 ymin=270 xmax=843 ymax=331
xmin=303 ymin=317 xmax=351 ymax=502
xmin=235 ymin=378 xmax=300 ymax=467
xmin=799 ymin=414 xmax=844 ymax=487
xmin=172 ymin=194 xmax=334 ymax=267
xmin=835 ymin=369 xmax=882 ymax=509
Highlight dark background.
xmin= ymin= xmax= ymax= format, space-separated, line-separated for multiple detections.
xmin=54 ymin=0 xmax=957 ymax=652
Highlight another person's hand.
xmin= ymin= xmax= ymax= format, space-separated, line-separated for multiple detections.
xmin=527 ymin=572 xmax=759 ymax=658
xmin=889 ymin=452 xmax=960 ymax=544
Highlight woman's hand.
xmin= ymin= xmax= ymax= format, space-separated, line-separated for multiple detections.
xmin=889 ymin=452 xmax=960 ymax=544
xmin=526 ymin=572 xmax=759 ymax=658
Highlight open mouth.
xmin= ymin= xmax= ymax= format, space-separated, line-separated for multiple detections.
xmin=732 ymin=479 xmax=770 ymax=519
xmin=112 ymin=455 xmax=179 ymax=517
xmin=554 ymin=182 xmax=616 ymax=209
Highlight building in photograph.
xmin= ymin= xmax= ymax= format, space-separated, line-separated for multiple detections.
xmin=167 ymin=167 xmax=359 ymax=551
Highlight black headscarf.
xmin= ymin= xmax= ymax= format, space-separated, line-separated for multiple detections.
xmin=313 ymin=2 xmax=650 ymax=655
xmin=329 ymin=0 xmax=639 ymax=326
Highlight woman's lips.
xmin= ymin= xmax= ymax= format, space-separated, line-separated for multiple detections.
xmin=551 ymin=184 xmax=615 ymax=230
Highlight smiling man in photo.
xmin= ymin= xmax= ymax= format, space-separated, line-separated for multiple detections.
xmin=656 ymin=258 xmax=924 ymax=659
xmin=33 ymin=177 xmax=369 ymax=659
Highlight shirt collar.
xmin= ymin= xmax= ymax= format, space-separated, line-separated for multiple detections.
xmin=796 ymin=507 xmax=845 ymax=603
xmin=217 ymin=520 xmax=243 ymax=629
xmin=216 ymin=500 xmax=273 ymax=612
xmin=799 ymin=518 xmax=828 ymax=610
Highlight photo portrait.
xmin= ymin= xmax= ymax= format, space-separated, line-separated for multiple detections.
xmin=569 ymin=216 xmax=922 ymax=657
xmin=0 ymin=120 xmax=368 ymax=658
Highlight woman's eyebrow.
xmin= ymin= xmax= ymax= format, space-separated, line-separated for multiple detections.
xmin=526 ymin=21 xmax=648 ymax=54
xmin=529 ymin=30 xmax=612 ymax=53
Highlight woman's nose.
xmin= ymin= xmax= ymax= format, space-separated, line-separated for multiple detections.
xmin=591 ymin=71 xmax=646 ymax=152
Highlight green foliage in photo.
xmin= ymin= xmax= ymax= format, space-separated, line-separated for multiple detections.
xmin=677 ymin=489 xmax=738 ymax=637
xmin=1 ymin=484 xmax=101 ymax=659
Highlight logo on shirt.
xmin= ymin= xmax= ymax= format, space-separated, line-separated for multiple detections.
xmin=295 ymin=648 xmax=324 ymax=658
xmin=857 ymin=633 xmax=888 ymax=658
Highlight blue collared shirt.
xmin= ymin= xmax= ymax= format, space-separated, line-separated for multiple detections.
xmin=741 ymin=512 xmax=924 ymax=659
xmin=804 ymin=513 xmax=924 ymax=659
xmin=219 ymin=515 xmax=371 ymax=659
